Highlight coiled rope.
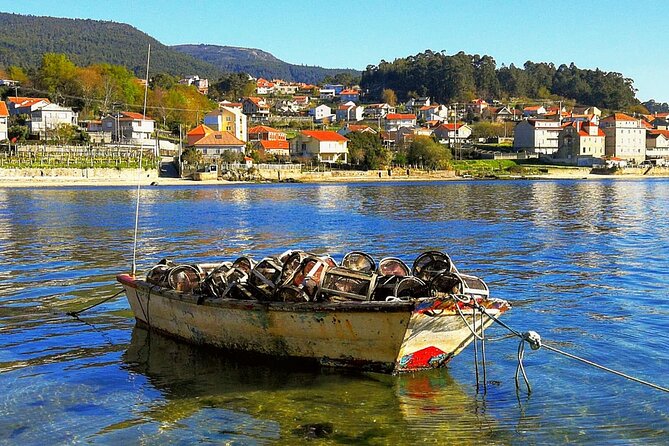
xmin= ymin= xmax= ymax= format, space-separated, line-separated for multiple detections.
xmin=452 ymin=295 xmax=669 ymax=394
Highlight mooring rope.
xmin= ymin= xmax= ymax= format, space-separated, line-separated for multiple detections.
xmin=457 ymin=296 xmax=669 ymax=394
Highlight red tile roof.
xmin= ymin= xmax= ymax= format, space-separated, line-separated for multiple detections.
xmin=648 ymin=129 xmax=669 ymax=138
xmin=187 ymin=124 xmax=214 ymax=136
xmin=7 ymin=96 xmax=50 ymax=106
xmin=258 ymin=140 xmax=290 ymax=150
xmin=248 ymin=125 xmax=282 ymax=134
xmin=0 ymin=102 xmax=8 ymax=117
xmin=192 ymin=131 xmax=245 ymax=147
xmin=120 ymin=111 xmax=152 ymax=121
xmin=301 ymin=130 xmax=348 ymax=142
xmin=601 ymin=113 xmax=638 ymax=122
xmin=438 ymin=123 xmax=464 ymax=131
xmin=340 ymin=89 xmax=359 ymax=95
xmin=386 ymin=113 xmax=416 ymax=120
xmin=346 ymin=124 xmax=374 ymax=132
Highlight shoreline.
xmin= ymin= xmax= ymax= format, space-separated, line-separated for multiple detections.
xmin=1 ymin=171 xmax=666 ymax=188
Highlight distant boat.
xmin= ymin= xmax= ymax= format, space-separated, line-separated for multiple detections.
xmin=117 ymin=250 xmax=510 ymax=374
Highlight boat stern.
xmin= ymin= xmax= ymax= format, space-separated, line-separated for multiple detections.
xmin=394 ymin=296 xmax=510 ymax=373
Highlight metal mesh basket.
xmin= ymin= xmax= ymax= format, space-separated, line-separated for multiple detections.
xmin=248 ymin=257 xmax=284 ymax=301
xmin=377 ymin=257 xmax=410 ymax=277
xmin=283 ymin=256 xmax=331 ymax=301
xmin=341 ymin=251 xmax=376 ymax=272
xmin=167 ymin=264 xmax=205 ymax=293
xmin=201 ymin=262 xmax=234 ymax=297
xmin=412 ymin=251 xmax=454 ymax=282
xmin=429 ymin=271 xmax=488 ymax=298
xmin=320 ymin=267 xmax=378 ymax=302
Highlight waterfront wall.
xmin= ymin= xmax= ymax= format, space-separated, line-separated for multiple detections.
xmin=0 ymin=167 xmax=159 ymax=182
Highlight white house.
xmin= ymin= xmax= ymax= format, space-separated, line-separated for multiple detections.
xmin=363 ymin=103 xmax=396 ymax=119
xmin=242 ymin=97 xmax=270 ymax=121
xmin=599 ymin=113 xmax=646 ymax=163
xmin=417 ymin=104 xmax=449 ymax=122
xmin=6 ymin=96 xmax=51 ymax=116
xmin=29 ymin=103 xmax=78 ymax=137
xmin=385 ymin=113 xmax=417 ymax=131
xmin=433 ymin=123 xmax=473 ymax=142
xmin=0 ymin=102 xmax=8 ymax=141
xmin=513 ymin=119 xmax=563 ymax=155
xmin=522 ymin=105 xmax=547 ymax=117
xmin=191 ymin=131 xmax=246 ymax=159
xmin=336 ymin=102 xmax=364 ymax=122
xmin=292 ymin=130 xmax=348 ymax=163
xmin=646 ymin=130 xmax=669 ymax=160
xmin=310 ymin=104 xmax=335 ymax=123
xmin=101 ymin=111 xmax=154 ymax=144
xmin=179 ymin=75 xmax=209 ymax=94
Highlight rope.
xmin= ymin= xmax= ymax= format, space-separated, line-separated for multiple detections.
xmin=465 ymin=299 xmax=669 ymax=395
xmin=66 ymin=290 xmax=124 ymax=317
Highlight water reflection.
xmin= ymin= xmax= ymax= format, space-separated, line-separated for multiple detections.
xmin=118 ymin=327 xmax=509 ymax=444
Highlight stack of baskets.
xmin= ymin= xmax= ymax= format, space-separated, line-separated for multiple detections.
xmin=145 ymin=250 xmax=489 ymax=303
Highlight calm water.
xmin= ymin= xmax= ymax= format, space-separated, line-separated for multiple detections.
xmin=1 ymin=180 xmax=668 ymax=445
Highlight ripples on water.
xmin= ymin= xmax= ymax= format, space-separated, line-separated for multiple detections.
xmin=0 ymin=180 xmax=668 ymax=444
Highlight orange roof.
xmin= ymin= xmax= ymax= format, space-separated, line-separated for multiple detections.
xmin=648 ymin=129 xmax=669 ymax=138
xmin=0 ymin=102 xmax=8 ymax=117
xmin=340 ymin=89 xmax=359 ymax=95
xmin=120 ymin=111 xmax=152 ymax=121
xmin=192 ymin=131 xmax=245 ymax=147
xmin=248 ymin=125 xmax=283 ymax=134
xmin=602 ymin=113 xmax=637 ymax=122
xmin=523 ymin=105 xmax=543 ymax=111
xmin=301 ymin=130 xmax=348 ymax=142
xmin=346 ymin=124 xmax=374 ymax=132
xmin=438 ymin=123 xmax=464 ymax=131
xmin=187 ymin=124 xmax=214 ymax=136
xmin=7 ymin=96 xmax=50 ymax=105
xmin=386 ymin=113 xmax=416 ymax=120
xmin=257 ymin=140 xmax=290 ymax=150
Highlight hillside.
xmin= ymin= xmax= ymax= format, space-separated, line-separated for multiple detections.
xmin=0 ymin=13 xmax=222 ymax=78
xmin=172 ymin=44 xmax=360 ymax=84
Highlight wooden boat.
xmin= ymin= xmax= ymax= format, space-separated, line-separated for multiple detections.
xmin=117 ymin=256 xmax=510 ymax=373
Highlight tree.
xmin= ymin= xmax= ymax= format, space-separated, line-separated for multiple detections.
xmin=182 ymin=147 xmax=203 ymax=165
xmin=36 ymin=53 xmax=82 ymax=106
xmin=346 ymin=131 xmax=390 ymax=169
xmin=408 ymin=136 xmax=451 ymax=169
xmin=381 ymin=88 xmax=397 ymax=106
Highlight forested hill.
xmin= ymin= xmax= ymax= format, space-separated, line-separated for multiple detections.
xmin=0 ymin=13 xmax=222 ymax=78
xmin=361 ymin=50 xmax=639 ymax=110
xmin=172 ymin=44 xmax=360 ymax=84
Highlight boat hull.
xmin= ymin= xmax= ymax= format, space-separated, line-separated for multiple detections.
xmin=117 ymin=274 xmax=509 ymax=373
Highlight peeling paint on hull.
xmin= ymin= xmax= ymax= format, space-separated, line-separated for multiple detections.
xmin=117 ymin=274 xmax=510 ymax=374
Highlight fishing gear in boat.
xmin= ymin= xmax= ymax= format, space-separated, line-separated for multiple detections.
xmin=140 ymin=249 xmax=490 ymax=306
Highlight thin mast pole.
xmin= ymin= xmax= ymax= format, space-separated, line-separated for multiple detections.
xmin=132 ymin=44 xmax=151 ymax=276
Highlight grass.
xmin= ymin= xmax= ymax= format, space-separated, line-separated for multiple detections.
xmin=449 ymin=159 xmax=545 ymax=177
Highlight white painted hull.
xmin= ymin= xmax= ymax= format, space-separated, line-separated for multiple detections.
xmin=118 ymin=274 xmax=510 ymax=373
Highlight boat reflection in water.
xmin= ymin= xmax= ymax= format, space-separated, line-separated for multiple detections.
xmin=119 ymin=327 xmax=510 ymax=444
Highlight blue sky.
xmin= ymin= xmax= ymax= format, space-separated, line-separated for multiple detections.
xmin=4 ymin=1 xmax=667 ymax=102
